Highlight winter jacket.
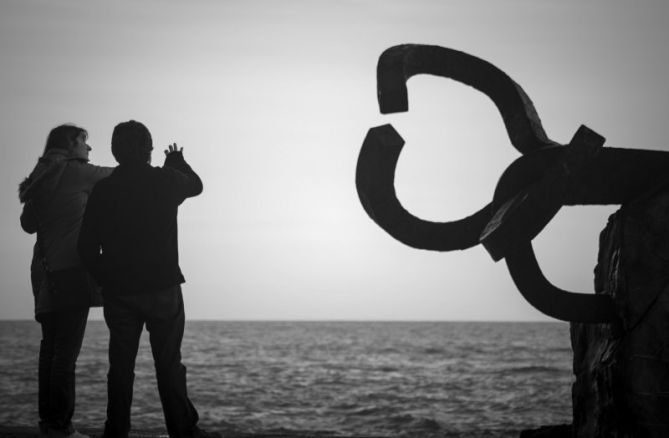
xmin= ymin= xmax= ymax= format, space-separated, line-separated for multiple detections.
xmin=19 ymin=148 xmax=112 ymax=319
xmin=78 ymin=151 xmax=202 ymax=296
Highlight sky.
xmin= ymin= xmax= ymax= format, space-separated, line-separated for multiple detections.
xmin=1 ymin=0 xmax=668 ymax=321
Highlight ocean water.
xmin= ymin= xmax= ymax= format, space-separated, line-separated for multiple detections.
xmin=0 ymin=321 xmax=573 ymax=437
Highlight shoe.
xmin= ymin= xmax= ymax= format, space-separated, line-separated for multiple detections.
xmin=65 ymin=431 xmax=90 ymax=438
xmin=44 ymin=430 xmax=90 ymax=438
xmin=101 ymin=421 xmax=129 ymax=438
xmin=193 ymin=428 xmax=222 ymax=438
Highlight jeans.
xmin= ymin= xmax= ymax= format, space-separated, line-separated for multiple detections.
xmin=102 ymin=285 xmax=199 ymax=438
xmin=38 ymin=308 xmax=89 ymax=436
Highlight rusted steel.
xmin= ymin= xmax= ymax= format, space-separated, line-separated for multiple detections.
xmin=505 ymin=242 xmax=619 ymax=323
xmin=356 ymin=124 xmax=491 ymax=251
xmin=356 ymin=44 xmax=669 ymax=324
xmin=481 ymin=125 xmax=606 ymax=262
xmin=376 ymin=44 xmax=557 ymax=153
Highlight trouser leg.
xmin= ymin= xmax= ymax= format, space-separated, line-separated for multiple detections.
xmin=145 ymin=286 xmax=199 ymax=438
xmin=38 ymin=316 xmax=55 ymax=434
xmin=40 ymin=308 xmax=89 ymax=435
xmin=103 ymin=298 xmax=143 ymax=438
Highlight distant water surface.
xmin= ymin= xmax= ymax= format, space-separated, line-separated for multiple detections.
xmin=0 ymin=321 xmax=573 ymax=437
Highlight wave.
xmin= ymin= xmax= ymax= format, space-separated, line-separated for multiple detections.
xmin=502 ymin=365 xmax=566 ymax=375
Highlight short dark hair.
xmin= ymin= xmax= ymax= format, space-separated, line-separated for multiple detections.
xmin=111 ymin=120 xmax=153 ymax=164
xmin=44 ymin=124 xmax=87 ymax=155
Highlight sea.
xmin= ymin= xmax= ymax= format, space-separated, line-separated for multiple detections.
xmin=0 ymin=321 xmax=574 ymax=437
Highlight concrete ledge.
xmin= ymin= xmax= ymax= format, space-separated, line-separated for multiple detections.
xmin=0 ymin=427 xmax=384 ymax=438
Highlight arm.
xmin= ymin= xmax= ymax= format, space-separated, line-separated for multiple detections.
xmin=80 ymin=163 xmax=114 ymax=192
xmin=20 ymin=201 xmax=38 ymax=234
xmin=77 ymin=188 xmax=104 ymax=284
xmin=162 ymin=143 xmax=203 ymax=201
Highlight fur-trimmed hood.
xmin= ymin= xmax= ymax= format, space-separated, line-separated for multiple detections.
xmin=18 ymin=149 xmax=84 ymax=203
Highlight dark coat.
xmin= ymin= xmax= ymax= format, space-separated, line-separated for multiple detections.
xmin=77 ymin=151 xmax=202 ymax=296
xmin=19 ymin=149 xmax=113 ymax=319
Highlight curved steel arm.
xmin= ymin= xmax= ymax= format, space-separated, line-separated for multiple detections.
xmin=356 ymin=124 xmax=491 ymax=251
xmin=505 ymin=242 xmax=619 ymax=324
xmin=377 ymin=44 xmax=557 ymax=154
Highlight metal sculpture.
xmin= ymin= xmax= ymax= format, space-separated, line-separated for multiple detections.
xmin=356 ymin=44 xmax=669 ymax=324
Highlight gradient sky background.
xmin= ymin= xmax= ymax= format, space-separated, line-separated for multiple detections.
xmin=1 ymin=0 xmax=668 ymax=321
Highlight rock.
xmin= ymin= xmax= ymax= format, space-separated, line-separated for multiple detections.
xmin=570 ymin=187 xmax=669 ymax=437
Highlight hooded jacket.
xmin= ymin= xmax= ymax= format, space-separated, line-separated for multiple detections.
xmin=20 ymin=148 xmax=112 ymax=318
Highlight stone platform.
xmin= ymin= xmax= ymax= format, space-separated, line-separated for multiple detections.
xmin=0 ymin=427 xmax=384 ymax=438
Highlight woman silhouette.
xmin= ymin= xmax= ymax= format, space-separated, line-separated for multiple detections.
xmin=19 ymin=124 xmax=112 ymax=438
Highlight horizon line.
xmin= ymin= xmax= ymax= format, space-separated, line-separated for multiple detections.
xmin=0 ymin=318 xmax=564 ymax=323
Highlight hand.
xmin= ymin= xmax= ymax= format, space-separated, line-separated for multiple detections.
xmin=164 ymin=143 xmax=183 ymax=156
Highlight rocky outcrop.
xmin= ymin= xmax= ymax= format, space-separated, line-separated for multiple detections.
xmin=570 ymin=188 xmax=669 ymax=437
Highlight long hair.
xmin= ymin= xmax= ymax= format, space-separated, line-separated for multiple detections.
xmin=18 ymin=124 xmax=88 ymax=200
xmin=43 ymin=124 xmax=87 ymax=155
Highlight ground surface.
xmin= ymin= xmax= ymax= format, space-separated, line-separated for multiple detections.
xmin=0 ymin=427 xmax=383 ymax=438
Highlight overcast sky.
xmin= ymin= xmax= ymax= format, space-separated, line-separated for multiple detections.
xmin=1 ymin=0 xmax=668 ymax=321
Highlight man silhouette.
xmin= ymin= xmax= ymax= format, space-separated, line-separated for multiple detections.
xmin=78 ymin=120 xmax=217 ymax=438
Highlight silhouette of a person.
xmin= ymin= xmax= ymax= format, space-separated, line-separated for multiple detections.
xmin=77 ymin=120 xmax=217 ymax=438
xmin=20 ymin=124 xmax=112 ymax=438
